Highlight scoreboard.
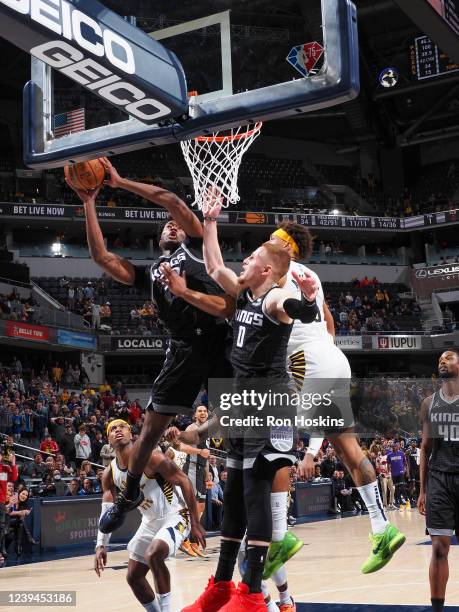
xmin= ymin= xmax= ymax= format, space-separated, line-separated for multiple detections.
xmin=426 ymin=0 xmax=459 ymax=36
xmin=411 ymin=34 xmax=459 ymax=79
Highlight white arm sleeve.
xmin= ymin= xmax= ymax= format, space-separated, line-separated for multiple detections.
xmin=306 ymin=437 xmax=324 ymax=458
xmin=95 ymin=502 xmax=114 ymax=549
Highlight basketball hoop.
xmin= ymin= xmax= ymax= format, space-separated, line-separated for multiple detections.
xmin=180 ymin=122 xmax=262 ymax=213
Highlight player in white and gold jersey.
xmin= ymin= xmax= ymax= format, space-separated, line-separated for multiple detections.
xmin=270 ymin=223 xmax=405 ymax=576
xmin=94 ymin=419 xmax=205 ymax=612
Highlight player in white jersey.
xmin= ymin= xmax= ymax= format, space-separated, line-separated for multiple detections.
xmin=269 ymin=223 xmax=405 ymax=575
xmin=94 ymin=419 xmax=205 ymax=612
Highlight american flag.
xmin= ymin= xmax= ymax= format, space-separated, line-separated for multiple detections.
xmin=53 ymin=108 xmax=85 ymax=138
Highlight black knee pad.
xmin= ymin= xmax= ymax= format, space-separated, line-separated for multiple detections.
xmin=244 ymin=457 xmax=290 ymax=542
xmin=221 ymin=468 xmax=246 ymax=539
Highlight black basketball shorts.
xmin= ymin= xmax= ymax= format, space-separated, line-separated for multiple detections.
xmin=147 ymin=324 xmax=231 ymax=415
xmin=183 ymin=461 xmax=207 ymax=502
xmin=426 ymin=470 xmax=459 ymax=538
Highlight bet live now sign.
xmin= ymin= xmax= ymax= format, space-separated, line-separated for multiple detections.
xmin=372 ymin=335 xmax=423 ymax=350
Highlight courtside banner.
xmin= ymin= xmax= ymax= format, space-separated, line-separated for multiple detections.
xmin=111 ymin=336 xmax=166 ymax=351
xmin=57 ymin=329 xmax=96 ymax=350
xmin=0 ymin=202 xmax=73 ymax=218
xmin=335 ymin=336 xmax=362 ymax=350
xmin=411 ymin=263 xmax=459 ymax=298
xmin=6 ymin=320 xmax=49 ymax=342
xmin=371 ymin=335 xmax=422 ymax=350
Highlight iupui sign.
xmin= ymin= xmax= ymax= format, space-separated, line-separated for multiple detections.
xmin=0 ymin=0 xmax=188 ymax=124
xmin=411 ymin=263 xmax=459 ymax=298
xmin=372 ymin=335 xmax=422 ymax=350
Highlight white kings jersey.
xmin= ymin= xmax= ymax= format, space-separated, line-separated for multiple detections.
xmin=111 ymin=458 xmax=186 ymax=523
xmin=285 ymin=261 xmax=333 ymax=352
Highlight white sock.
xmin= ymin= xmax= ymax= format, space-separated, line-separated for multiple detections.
xmin=271 ymin=564 xmax=287 ymax=588
xmin=261 ymin=581 xmax=270 ymax=599
xmin=357 ymin=481 xmax=389 ymax=534
xmin=237 ymin=539 xmax=247 ymax=577
xmin=157 ymin=592 xmax=171 ymax=612
xmin=266 ymin=598 xmax=279 ymax=612
xmin=142 ymin=600 xmax=160 ymax=612
xmin=279 ymin=589 xmax=292 ymax=605
xmin=271 ymin=492 xmax=288 ymax=542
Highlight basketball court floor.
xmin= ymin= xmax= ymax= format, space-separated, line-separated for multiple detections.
xmin=2 ymin=511 xmax=458 ymax=611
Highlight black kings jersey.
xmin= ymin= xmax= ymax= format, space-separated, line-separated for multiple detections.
xmin=428 ymin=388 xmax=459 ymax=473
xmin=135 ymin=237 xmax=224 ymax=338
xmin=231 ymin=287 xmax=292 ymax=379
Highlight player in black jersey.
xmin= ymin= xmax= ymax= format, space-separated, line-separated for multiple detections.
xmin=418 ymin=350 xmax=459 ymax=612
xmin=177 ymin=198 xmax=319 ymax=612
xmin=67 ymin=159 xmax=232 ymax=536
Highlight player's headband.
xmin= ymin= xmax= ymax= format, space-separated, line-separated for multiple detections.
xmin=272 ymin=228 xmax=300 ymax=256
xmin=106 ymin=419 xmax=131 ymax=435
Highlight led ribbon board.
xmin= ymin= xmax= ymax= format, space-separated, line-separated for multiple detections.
xmin=0 ymin=0 xmax=188 ymax=124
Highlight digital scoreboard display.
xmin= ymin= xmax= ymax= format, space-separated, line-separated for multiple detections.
xmin=411 ymin=35 xmax=459 ymax=79
xmin=426 ymin=0 xmax=459 ymax=36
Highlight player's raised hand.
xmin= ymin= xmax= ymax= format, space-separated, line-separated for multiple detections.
xmin=297 ymin=454 xmax=316 ymax=481
xmin=203 ymin=187 xmax=223 ymax=218
xmin=159 ymin=263 xmax=187 ymax=297
xmin=164 ymin=427 xmax=181 ymax=444
xmin=94 ymin=546 xmax=107 ymax=577
xmin=101 ymin=157 xmax=122 ymax=188
xmin=65 ymin=178 xmax=101 ymax=204
xmin=292 ymin=269 xmax=319 ymax=302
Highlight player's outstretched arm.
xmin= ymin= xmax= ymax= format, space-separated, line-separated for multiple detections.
xmin=101 ymin=158 xmax=202 ymax=238
xmin=265 ymin=269 xmax=319 ymax=323
xmin=66 ymin=181 xmax=135 ymax=285
xmin=159 ymin=263 xmax=236 ymax=318
xmin=202 ymin=196 xmax=239 ymax=296
xmin=94 ymin=467 xmax=116 ymax=577
xmin=152 ymin=453 xmax=206 ymax=549
xmin=418 ymin=395 xmax=433 ymax=516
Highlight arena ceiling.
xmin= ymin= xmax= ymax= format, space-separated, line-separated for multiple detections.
xmin=0 ymin=0 xmax=458 ymax=160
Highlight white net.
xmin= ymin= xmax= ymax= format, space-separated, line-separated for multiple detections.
xmin=180 ymin=122 xmax=262 ymax=213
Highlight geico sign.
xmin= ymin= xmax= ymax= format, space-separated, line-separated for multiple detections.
xmin=1 ymin=0 xmax=172 ymax=122
xmin=116 ymin=338 xmax=164 ymax=350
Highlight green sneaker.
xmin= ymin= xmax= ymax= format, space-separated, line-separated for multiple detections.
xmin=263 ymin=531 xmax=304 ymax=580
xmin=361 ymin=523 xmax=406 ymax=574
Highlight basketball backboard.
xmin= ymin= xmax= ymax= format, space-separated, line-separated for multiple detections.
xmin=11 ymin=0 xmax=359 ymax=168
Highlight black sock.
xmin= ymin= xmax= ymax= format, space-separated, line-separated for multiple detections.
xmin=431 ymin=598 xmax=445 ymax=611
xmin=215 ymin=540 xmax=240 ymax=582
xmin=242 ymin=544 xmax=268 ymax=593
xmin=122 ymin=471 xmax=142 ymax=501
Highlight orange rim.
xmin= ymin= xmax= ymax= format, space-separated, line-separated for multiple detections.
xmin=195 ymin=122 xmax=262 ymax=143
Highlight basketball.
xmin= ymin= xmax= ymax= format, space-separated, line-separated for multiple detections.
xmin=64 ymin=159 xmax=105 ymax=192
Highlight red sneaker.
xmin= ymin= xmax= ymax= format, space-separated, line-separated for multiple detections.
xmin=219 ymin=582 xmax=266 ymax=611
xmin=181 ymin=576 xmax=235 ymax=612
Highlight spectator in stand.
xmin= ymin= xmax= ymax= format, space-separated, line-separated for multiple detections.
xmin=81 ymin=459 xmax=96 ymax=478
xmin=39 ymin=433 xmax=59 ymax=458
xmin=92 ymin=301 xmax=101 ymax=329
xmin=91 ymin=430 xmax=104 ymax=465
xmin=22 ymin=406 xmax=34 ymax=441
xmin=11 ymin=407 xmax=23 ymax=442
xmin=100 ymin=440 xmax=115 ymax=467
xmin=52 ymin=363 xmax=63 ymax=389
xmin=321 ymin=447 xmax=340 ymax=478
xmin=0 ymin=449 xmax=18 ymax=557
xmin=0 ymin=402 xmax=13 ymax=436
xmin=375 ymin=448 xmax=395 ymax=510
xmin=74 ymin=424 xmax=92 ymax=468
xmin=99 ymin=380 xmax=111 ymax=395
xmin=65 ymin=478 xmax=80 ymax=497
xmin=387 ymin=441 xmax=408 ymax=506
xmin=79 ymin=477 xmax=95 ymax=496
xmin=100 ymin=302 xmax=112 ymax=325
